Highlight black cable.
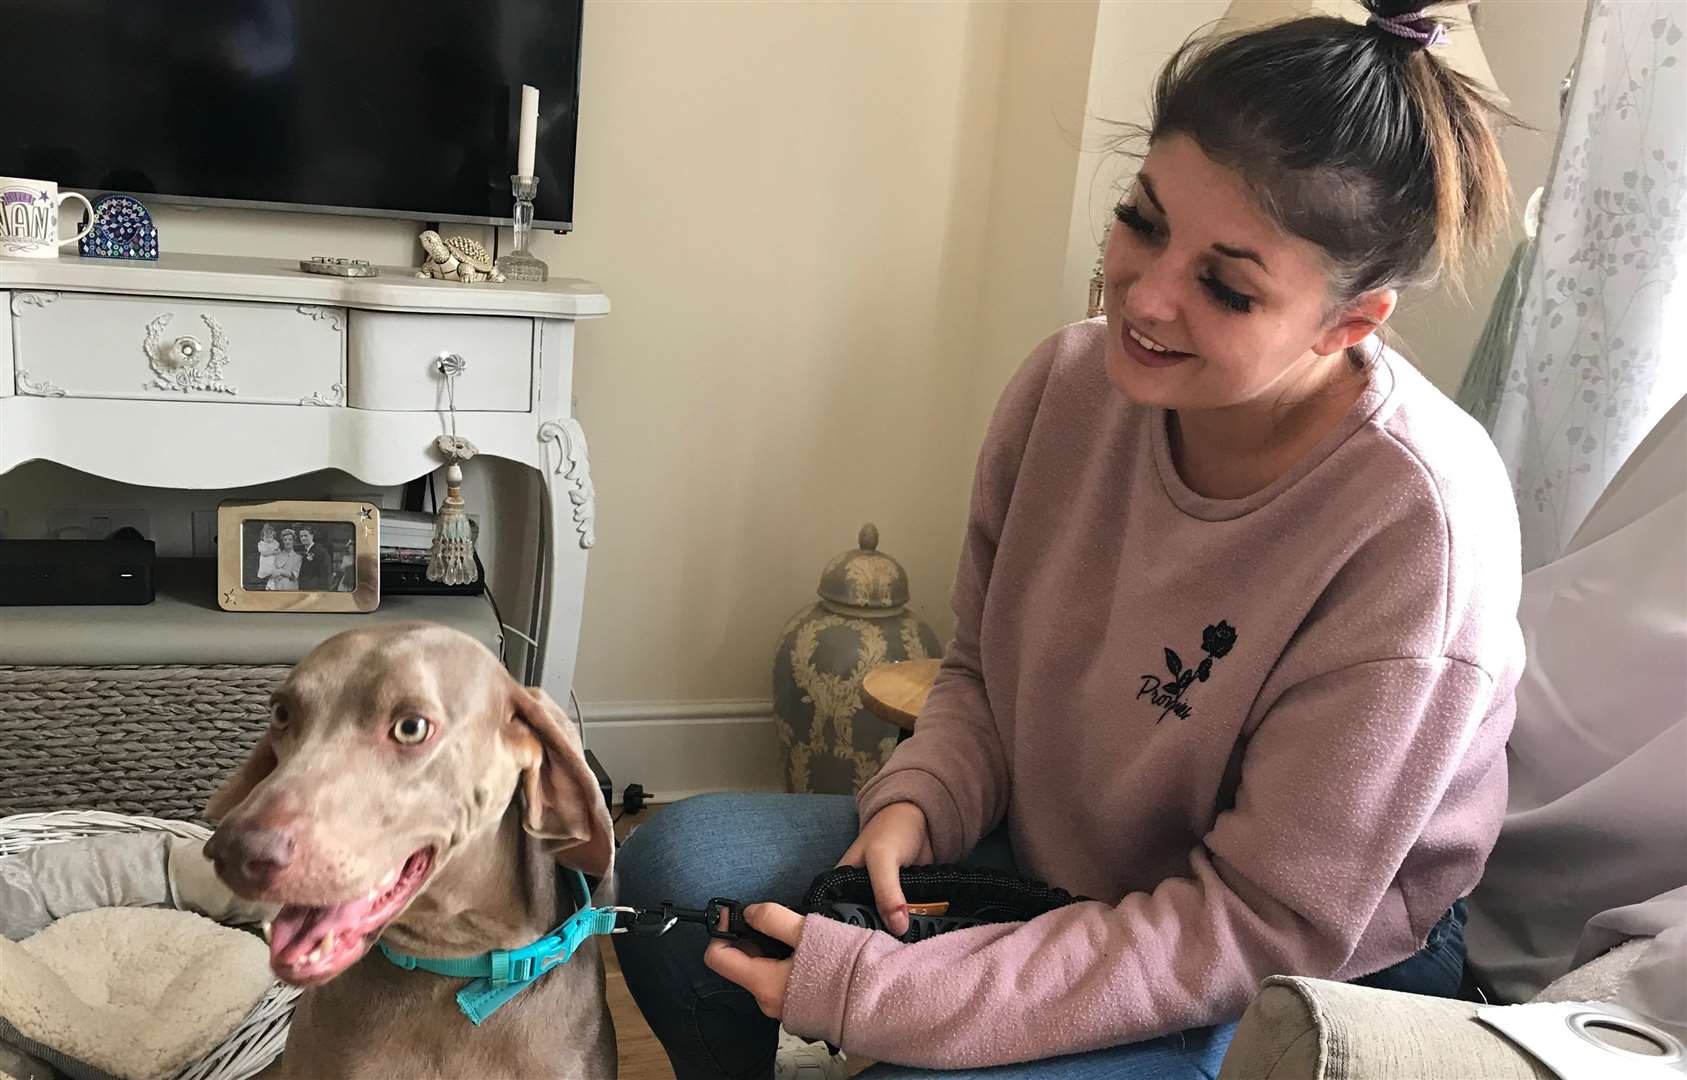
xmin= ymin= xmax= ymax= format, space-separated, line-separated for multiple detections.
xmin=475 ymin=549 xmax=507 ymax=666
xmin=525 ymin=472 xmax=547 ymax=687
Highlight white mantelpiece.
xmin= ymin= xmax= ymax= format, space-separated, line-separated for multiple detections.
xmin=0 ymin=252 xmax=608 ymax=705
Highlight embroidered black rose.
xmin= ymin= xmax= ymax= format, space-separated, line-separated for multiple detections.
xmin=1202 ymin=621 xmax=1237 ymax=659
xmin=1141 ymin=620 xmax=1239 ymax=723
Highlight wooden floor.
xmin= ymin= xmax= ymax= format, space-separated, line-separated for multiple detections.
xmin=605 ymin=944 xmax=677 ymax=1080
xmin=608 ymin=810 xmax=677 ymax=1080
xmin=607 ymin=810 xmax=872 ymax=1079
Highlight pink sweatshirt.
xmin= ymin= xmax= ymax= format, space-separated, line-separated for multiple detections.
xmin=781 ymin=320 xmax=1524 ymax=1067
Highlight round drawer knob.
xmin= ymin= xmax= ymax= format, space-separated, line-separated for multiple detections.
xmin=165 ymin=335 xmax=203 ymax=369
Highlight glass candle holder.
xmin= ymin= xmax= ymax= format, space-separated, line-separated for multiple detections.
xmin=496 ymin=174 xmax=549 ymax=282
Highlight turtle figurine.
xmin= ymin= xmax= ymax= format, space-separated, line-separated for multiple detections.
xmin=415 ymin=230 xmax=506 ymax=283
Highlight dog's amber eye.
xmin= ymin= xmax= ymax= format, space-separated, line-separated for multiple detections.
xmin=271 ymin=703 xmax=289 ymax=728
xmin=391 ymin=716 xmax=431 ymax=745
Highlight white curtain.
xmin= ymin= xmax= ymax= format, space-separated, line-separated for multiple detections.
xmin=1491 ymin=0 xmax=1687 ymax=571
xmin=1465 ymin=396 xmax=1687 ymax=1012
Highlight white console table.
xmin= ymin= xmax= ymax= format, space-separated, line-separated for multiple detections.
xmin=0 ymin=253 xmax=608 ymax=703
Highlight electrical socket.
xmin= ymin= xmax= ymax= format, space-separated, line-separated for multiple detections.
xmin=191 ymin=510 xmax=219 ymax=559
xmin=47 ymin=508 xmax=152 ymax=541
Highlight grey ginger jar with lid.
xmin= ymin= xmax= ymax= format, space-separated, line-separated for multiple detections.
xmin=773 ymin=523 xmax=942 ymax=794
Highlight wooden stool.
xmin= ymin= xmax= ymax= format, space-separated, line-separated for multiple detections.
xmin=861 ymin=658 xmax=942 ymax=740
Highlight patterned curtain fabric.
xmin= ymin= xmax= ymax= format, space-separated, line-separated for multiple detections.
xmin=1455 ymin=235 xmax=1535 ymax=431
xmin=1490 ymin=0 xmax=1687 ymax=571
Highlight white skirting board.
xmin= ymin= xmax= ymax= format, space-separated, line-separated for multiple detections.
xmin=581 ymin=699 xmax=785 ymax=804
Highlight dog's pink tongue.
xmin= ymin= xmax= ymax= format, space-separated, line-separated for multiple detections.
xmin=270 ymin=897 xmax=378 ymax=966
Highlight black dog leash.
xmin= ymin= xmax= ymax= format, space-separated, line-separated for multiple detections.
xmin=618 ymin=864 xmax=1086 ymax=959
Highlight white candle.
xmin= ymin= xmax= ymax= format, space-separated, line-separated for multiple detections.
xmin=517 ymin=85 xmax=539 ymax=178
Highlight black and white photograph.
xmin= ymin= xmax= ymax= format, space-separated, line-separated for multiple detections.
xmin=242 ymin=520 xmax=357 ymax=593
xmin=218 ymin=500 xmax=379 ymax=613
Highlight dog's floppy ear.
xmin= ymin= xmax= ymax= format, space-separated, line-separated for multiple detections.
xmin=205 ymin=732 xmax=278 ymax=822
xmin=507 ymin=684 xmax=614 ymax=879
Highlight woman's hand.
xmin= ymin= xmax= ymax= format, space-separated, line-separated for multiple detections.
xmin=703 ymin=903 xmax=805 ymax=1019
xmin=836 ymin=801 xmax=932 ymax=936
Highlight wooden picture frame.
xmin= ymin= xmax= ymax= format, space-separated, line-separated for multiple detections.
xmin=217 ymin=500 xmax=381 ymax=612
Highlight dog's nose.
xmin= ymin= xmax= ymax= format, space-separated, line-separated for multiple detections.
xmin=205 ymin=827 xmax=295 ymax=891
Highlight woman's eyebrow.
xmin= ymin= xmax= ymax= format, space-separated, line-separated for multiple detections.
xmin=1139 ymin=174 xmax=1273 ymax=277
xmin=1214 ymin=242 xmax=1270 ymax=274
xmin=1140 ymin=175 xmax=1168 ymax=214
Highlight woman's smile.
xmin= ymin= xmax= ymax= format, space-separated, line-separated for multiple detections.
xmin=1119 ymin=319 xmax=1195 ymax=369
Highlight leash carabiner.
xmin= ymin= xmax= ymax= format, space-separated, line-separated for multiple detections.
xmin=612 ymin=898 xmax=791 ymax=957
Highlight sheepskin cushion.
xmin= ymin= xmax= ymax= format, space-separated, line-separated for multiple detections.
xmin=0 ymin=907 xmax=272 ymax=1080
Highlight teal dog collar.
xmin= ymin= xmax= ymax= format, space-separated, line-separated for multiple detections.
xmin=378 ymin=870 xmax=622 ymax=1025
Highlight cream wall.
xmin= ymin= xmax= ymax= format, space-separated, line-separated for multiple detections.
xmin=542 ymin=0 xmax=1008 ymax=710
xmin=962 ymin=0 xmax=1099 ymax=449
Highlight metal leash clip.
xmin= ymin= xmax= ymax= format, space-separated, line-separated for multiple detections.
xmin=608 ymin=898 xmax=791 ymax=957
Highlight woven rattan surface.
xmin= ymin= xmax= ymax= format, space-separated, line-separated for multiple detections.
xmin=0 ymin=665 xmax=282 ymax=821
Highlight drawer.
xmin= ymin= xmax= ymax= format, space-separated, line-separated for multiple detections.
xmin=347 ymin=311 xmax=532 ymax=412
xmin=10 ymin=290 xmax=345 ymax=405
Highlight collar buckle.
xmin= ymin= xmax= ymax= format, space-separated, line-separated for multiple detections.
xmin=490 ymin=939 xmax=567 ymax=986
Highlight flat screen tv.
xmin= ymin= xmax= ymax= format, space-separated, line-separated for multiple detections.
xmin=1 ymin=0 xmax=584 ymax=231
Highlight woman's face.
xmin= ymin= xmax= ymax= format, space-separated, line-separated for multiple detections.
xmin=1102 ymin=134 xmax=1383 ymax=413
xmin=281 ymin=533 xmax=295 ymax=550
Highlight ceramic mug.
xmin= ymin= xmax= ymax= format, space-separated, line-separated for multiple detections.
xmin=0 ymin=177 xmax=94 ymax=259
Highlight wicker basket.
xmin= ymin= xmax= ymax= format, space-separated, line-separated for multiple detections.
xmin=0 ymin=810 xmax=297 ymax=1080
xmin=0 ymin=665 xmax=284 ymax=821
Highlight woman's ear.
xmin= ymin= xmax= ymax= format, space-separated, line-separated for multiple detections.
xmin=1312 ymin=287 xmax=1396 ymax=357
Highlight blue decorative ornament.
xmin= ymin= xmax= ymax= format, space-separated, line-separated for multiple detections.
xmin=772 ymin=524 xmax=942 ymax=795
xmin=78 ymin=194 xmax=159 ymax=261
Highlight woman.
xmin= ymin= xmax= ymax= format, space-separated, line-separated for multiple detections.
xmin=262 ymin=528 xmax=302 ymax=591
xmin=616 ymin=3 xmax=1524 ymax=1076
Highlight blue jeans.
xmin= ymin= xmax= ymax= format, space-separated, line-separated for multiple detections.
xmin=613 ymin=793 xmax=1468 ymax=1080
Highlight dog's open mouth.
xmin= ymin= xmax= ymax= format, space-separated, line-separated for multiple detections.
xmin=268 ymin=847 xmax=435 ymax=985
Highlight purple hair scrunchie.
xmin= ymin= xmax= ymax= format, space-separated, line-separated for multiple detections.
xmin=1368 ymin=10 xmax=1450 ymax=49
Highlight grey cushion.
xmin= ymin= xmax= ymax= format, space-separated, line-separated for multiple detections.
xmin=0 ymin=831 xmax=273 ymax=942
xmin=1216 ymin=977 xmax=1554 ymax=1080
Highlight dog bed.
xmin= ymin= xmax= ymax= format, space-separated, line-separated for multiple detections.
xmin=0 ymin=811 xmax=298 ymax=1080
